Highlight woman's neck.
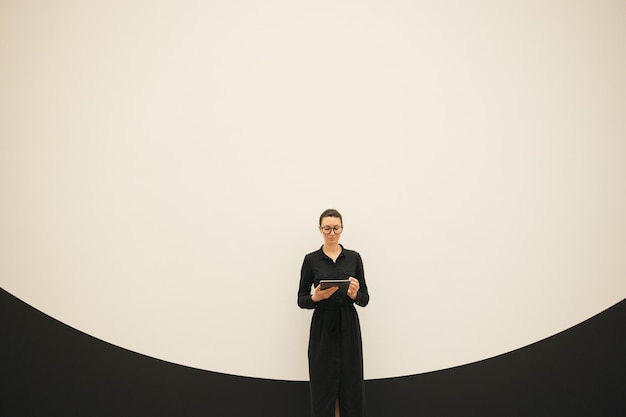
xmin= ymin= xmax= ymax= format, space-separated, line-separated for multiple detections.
xmin=323 ymin=243 xmax=342 ymax=257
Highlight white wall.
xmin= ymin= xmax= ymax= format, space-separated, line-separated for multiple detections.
xmin=1 ymin=0 xmax=625 ymax=380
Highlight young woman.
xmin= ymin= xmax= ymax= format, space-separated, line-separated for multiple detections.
xmin=298 ymin=209 xmax=370 ymax=417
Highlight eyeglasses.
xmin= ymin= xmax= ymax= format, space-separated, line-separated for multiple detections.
xmin=320 ymin=226 xmax=343 ymax=234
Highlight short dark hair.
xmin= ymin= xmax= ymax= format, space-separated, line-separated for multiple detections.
xmin=319 ymin=208 xmax=342 ymax=226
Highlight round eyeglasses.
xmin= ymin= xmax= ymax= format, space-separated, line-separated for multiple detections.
xmin=320 ymin=226 xmax=343 ymax=234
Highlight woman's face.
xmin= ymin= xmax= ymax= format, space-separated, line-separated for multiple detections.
xmin=319 ymin=216 xmax=343 ymax=245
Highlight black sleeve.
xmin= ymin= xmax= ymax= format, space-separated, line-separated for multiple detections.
xmin=353 ymin=252 xmax=369 ymax=307
xmin=298 ymin=255 xmax=316 ymax=309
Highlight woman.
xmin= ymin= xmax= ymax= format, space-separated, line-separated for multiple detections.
xmin=298 ymin=209 xmax=370 ymax=417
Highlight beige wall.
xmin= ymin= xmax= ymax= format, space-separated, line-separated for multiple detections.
xmin=1 ymin=0 xmax=625 ymax=380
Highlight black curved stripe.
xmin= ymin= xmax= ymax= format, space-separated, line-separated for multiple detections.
xmin=0 ymin=288 xmax=309 ymax=417
xmin=366 ymin=298 xmax=626 ymax=416
xmin=1 ymin=287 xmax=625 ymax=416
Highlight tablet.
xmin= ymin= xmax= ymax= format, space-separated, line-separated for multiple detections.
xmin=319 ymin=279 xmax=350 ymax=292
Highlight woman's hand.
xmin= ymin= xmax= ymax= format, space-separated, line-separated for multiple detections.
xmin=347 ymin=277 xmax=360 ymax=300
xmin=311 ymin=284 xmax=338 ymax=303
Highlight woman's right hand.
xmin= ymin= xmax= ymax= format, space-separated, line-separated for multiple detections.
xmin=311 ymin=284 xmax=338 ymax=303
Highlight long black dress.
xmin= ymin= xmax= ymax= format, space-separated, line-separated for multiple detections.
xmin=298 ymin=245 xmax=370 ymax=417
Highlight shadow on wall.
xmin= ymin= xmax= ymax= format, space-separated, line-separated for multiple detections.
xmin=1 ymin=288 xmax=625 ymax=417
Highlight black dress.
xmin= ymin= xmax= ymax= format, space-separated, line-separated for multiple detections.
xmin=298 ymin=245 xmax=370 ymax=417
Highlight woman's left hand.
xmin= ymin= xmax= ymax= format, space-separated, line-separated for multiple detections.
xmin=347 ymin=277 xmax=360 ymax=300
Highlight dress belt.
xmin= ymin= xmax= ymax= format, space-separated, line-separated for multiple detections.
xmin=316 ymin=304 xmax=353 ymax=311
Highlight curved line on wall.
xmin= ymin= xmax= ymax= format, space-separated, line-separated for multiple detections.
xmin=1 ymin=287 xmax=624 ymax=417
